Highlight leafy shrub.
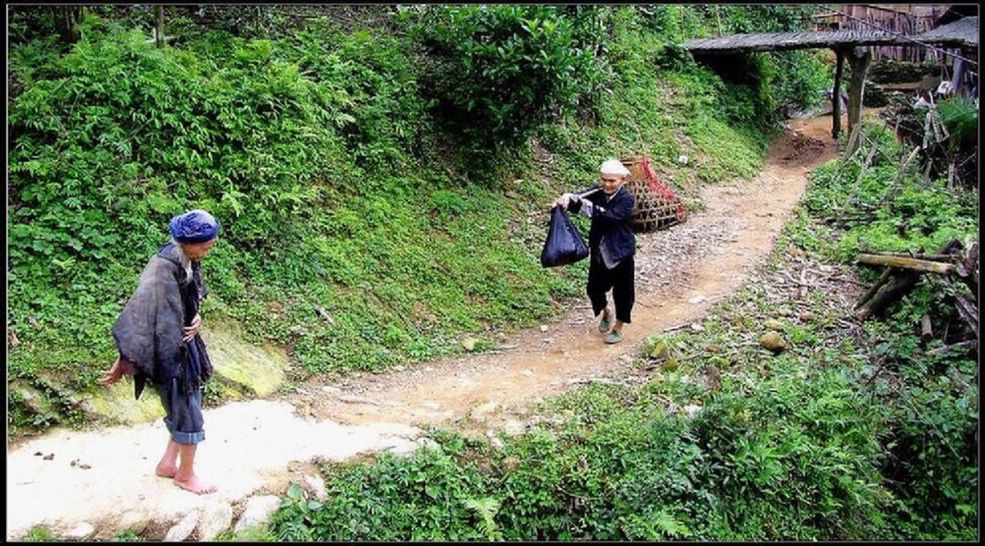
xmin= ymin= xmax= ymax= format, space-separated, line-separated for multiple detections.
xmin=937 ymin=96 xmax=978 ymax=145
xmin=404 ymin=5 xmax=608 ymax=147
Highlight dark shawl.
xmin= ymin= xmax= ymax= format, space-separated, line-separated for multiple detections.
xmin=111 ymin=243 xmax=214 ymax=399
xmin=568 ymin=184 xmax=637 ymax=264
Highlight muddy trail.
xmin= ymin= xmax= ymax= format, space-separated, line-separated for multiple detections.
xmin=296 ymin=115 xmax=836 ymax=430
xmin=6 ymin=116 xmax=837 ymax=541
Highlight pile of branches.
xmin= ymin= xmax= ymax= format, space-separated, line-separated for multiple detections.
xmin=854 ymin=239 xmax=979 ymax=357
xmin=880 ymin=94 xmax=978 ymax=188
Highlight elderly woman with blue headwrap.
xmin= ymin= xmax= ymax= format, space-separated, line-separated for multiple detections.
xmin=100 ymin=209 xmax=220 ymax=495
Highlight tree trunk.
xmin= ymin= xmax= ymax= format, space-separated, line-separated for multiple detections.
xmin=52 ymin=6 xmax=85 ymax=44
xmin=155 ymin=5 xmax=165 ymax=48
xmin=832 ymin=48 xmax=845 ymax=139
xmin=846 ymin=47 xmax=873 ymax=154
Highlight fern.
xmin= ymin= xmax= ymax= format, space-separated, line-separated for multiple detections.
xmin=464 ymin=497 xmax=502 ymax=541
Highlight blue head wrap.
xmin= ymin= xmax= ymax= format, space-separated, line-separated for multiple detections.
xmin=169 ymin=209 xmax=220 ymax=243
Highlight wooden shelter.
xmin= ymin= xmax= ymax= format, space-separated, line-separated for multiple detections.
xmin=911 ymin=15 xmax=979 ymax=48
xmin=811 ymin=4 xmax=951 ymax=61
xmin=685 ymin=15 xmax=979 ymax=148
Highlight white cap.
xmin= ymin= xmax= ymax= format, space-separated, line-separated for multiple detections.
xmin=599 ymin=158 xmax=630 ymax=177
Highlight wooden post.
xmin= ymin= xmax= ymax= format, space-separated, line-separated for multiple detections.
xmin=846 ymin=46 xmax=873 ymax=155
xmin=832 ymin=48 xmax=845 ymax=139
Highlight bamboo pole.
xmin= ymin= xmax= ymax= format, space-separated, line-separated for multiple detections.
xmin=867 ymin=252 xmax=957 ymax=263
xmin=857 ymin=254 xmax=957 ymax=274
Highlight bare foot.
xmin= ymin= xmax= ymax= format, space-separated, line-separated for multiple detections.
xmin=174 ymin=474 xmax=217 ymax=495
xmin=155 ymin=462 xmax=178 ymax=478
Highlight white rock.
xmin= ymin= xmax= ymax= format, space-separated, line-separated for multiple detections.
xmin=503 ymin=419 xmax=525 ymax=436
xmin=471 ymin=401 xmax=499 ymax=421
xmin=690 ymin=323 xmax=705 ymax=332
xmin=118 ymin=511 xmax=150 ymax=534
xmin=416 ymin=437 xmax=440 ymax=451
xmin=164 ymin=510 xmax=200 ymax=542
xmin=683 ymin=404 xmax=703 ymax=418
xmin=490 ymin=437 xmax=505 ymax=450
xmin=234 ymin=496 xmax=281 ymax=535
xmin=688 ymin=295 xmax=705 ymax=304
xmin=197 ymin=501 xmax=233 ymax=541
xmin=386 ymin=441 xmax=419 ymax=456
xmin=303 ymin=474 xmax=328 ymax=501
xmin=520 ymin=369 xmax=534 ymax=377
xmin=63 ymin=522 xmax=95 ymax=540
xmin=539 ymin=325 xmax=549 ymax=333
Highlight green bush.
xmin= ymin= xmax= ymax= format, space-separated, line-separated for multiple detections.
xmin=937 ymin=96 xmax=978 ymax=145
xmin=404 ymin=5 xmax=608 ymax=147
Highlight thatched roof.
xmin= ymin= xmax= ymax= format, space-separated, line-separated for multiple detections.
xmin=911 ymin=16 xmax=978 ymax=47
xmin=685 ymin=30 xmax=905 ymax=54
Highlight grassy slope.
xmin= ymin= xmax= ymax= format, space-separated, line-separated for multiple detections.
xmin=7 ymin=8 xmax=774 ymax=436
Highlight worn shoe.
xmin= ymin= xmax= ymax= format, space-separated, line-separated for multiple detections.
xmin=604 ymin=330 xmax=624 ymax=344
xmin=598 ymin=310 xmax=613 ymax=333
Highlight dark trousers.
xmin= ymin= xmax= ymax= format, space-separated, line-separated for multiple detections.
xmin=587 ymin=252 xmax=635 ymax=324
xmin=154 ymin=377 xmax=205 ymax=445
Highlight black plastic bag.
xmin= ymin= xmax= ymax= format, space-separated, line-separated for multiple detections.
xmin=540 ymin=205 xmax=589 ymax=268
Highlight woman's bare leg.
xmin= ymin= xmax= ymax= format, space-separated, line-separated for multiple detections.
xmin=155 ymin=439 xmax=179 ymax=478
xmin=173 ymin=444 xmax=217 ymax=495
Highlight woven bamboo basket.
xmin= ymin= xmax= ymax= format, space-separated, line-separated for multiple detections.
xmin=620 ymin=155 xmax=687 ymax=233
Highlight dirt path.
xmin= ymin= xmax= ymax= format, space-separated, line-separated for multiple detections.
xmin=295 ymin=115 xmax=836 ymax=431
xmin=6 ymin=116 xmax=837 ymax=541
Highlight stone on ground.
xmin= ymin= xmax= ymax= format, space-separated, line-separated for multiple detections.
xmin=234 ymin=496 xmax=281 ymax=535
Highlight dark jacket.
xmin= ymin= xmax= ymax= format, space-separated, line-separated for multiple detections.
xmin=568 ymin=184 xmax=636 ymax=265
xmin=112 ymin=243 xmax=213 ymax=399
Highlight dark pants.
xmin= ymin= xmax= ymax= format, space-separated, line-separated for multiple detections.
xmin=154 ymin=377 xmax=205 ymax=445
xmin=587 ymin=252 xmax=635 ymax=324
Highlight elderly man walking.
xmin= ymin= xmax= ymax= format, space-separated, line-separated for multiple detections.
xmin=100 ymin=209 xmax=220 ymax=494
xmin=555 ymin=159 xmax=637 ymax=344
